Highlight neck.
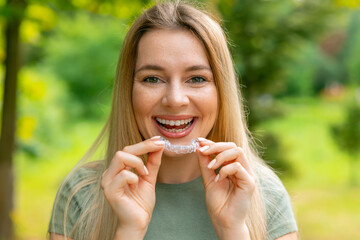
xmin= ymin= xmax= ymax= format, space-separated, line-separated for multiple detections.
xmin=157 ymin=152 xmax=201 ymax=184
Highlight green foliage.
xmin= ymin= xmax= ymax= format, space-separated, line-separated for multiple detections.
xmin=255 ymin=132 xmax=294 ymax=178
xmin=313 ymin=53 xmax=348 ymax=93
xmin=40 ymin=0 xmax=153 ymax=20
xmin=16 ymin=67 xmax=70 ymax=159
xmin=259 ymin=96 xmax=356 ymax=187
xmin=217 ymin=0 xmax=335 ymax=101
xmin=331 ymin=101 xmax=360 ymax=157
xmin=283 ymin=43 xmax=321 ymax=96
xmin=216 ymin=0 xmax=337 ymax=175
xmin=343 ymin=10 xmax=360 ymax=85
xmin=330 ymin=97 xmax=360 ymax=185
xmin=41 ymin=12 xmax=125 ymax=118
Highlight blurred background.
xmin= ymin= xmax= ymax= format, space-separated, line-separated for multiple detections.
xmin=0 ymin=0 xmax=359 ymax=239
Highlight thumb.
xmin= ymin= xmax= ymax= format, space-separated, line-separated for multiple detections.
xmin=197 ymin=150 xmax=216 ymax=188
xmin=144 ymin=147 xmax=164 ymax=185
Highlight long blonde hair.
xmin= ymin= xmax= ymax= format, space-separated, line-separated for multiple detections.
xmin=50 ymin=1 xmax=277 ymax=239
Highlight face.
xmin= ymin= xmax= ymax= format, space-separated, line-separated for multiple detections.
xmin=132 ymin=28 xmax=218 ymax=149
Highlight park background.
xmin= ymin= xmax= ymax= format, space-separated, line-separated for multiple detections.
xmin=0 ymin=0 xmax=360 ymax=239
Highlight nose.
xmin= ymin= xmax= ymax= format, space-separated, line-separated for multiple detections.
xmin=162 ymin=81 xmax=190 ymax=108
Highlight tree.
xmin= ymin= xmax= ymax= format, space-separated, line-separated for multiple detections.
xmin=0 ymin=1 xmax=152 ymax=238
xmin=0 ymin=0 xmax=26 ymax=239
xmin=217 ymin=0 xmax=335 ymax=126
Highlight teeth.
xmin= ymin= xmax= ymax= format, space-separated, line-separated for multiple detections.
xmin=156 ymin=117 xmax=193 ymax=126
xmin=159 ymin=122 xmax=192 ymax=132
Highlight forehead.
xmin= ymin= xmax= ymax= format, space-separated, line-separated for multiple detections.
xmin=135 ymin=28 xmax=210 ymax=69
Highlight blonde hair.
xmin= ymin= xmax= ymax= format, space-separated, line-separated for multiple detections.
xmin=49 ymin=1 xmax=280 ymax=239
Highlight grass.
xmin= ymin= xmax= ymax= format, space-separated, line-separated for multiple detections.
xmin=257 ymin=96 xmax=360 ymax=240
xmin=293 ymin=187 xmax=360 ymax=240
xmin=12 ymin=96 xmax=360 ymax=239
xmin=13 ymin=120 xmax=105 ymax=239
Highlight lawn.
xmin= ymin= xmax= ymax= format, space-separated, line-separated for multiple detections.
xmin=13 ymin=96 xmax=360 ymax=239
xmin=257 ymin=96 xmax=360 ymax=240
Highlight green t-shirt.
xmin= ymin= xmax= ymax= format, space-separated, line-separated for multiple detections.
xmin=49 ymin=167 xmax=297 ymax=239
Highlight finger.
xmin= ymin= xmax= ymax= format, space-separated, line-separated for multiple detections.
xmin=198 ymin=141 xmax=237 ymax=156
xmin=208 ymin=147 xmax=253 ymax=175
xmin=106 ymin=170 xmax=139 ymax=195
xmin=143 ymin=145 xmax=164 ymax=185
xmin=197 ymin=138 xmax=215 ymax=153
xmin=216 ymin=162 xmax=255 ymax=191
xmin=122 ymin=137 xmax=165 ymax=156
xmin=104 ymin=151 xmax=148 ymax=182
xmin=104 ymin=137 xmax=165 ymax=183
xmin=198 ymin=137 xmax=215 ymax=146
xmin=197 ymin=149 xmax=216 ymax=188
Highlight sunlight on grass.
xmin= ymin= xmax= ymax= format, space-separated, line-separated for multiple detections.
xmin=293 ymin=187 xmax=360 ymax=240
xmin=14 ymin=120 xmax=104 ymax=239
xmin=260 ymin=97 xmax=354 ymax=188
xmin=258 ymin=96 xmax=360 ymax=240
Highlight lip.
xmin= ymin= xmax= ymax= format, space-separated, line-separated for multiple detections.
xmin=153 ymin=115 xmax=197 ymax=138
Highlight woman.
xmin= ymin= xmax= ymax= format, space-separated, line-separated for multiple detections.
xmin=49 ymin=1 xmax=298 ymax=239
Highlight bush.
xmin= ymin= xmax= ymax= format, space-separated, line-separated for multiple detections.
xmin=42 ymin=12 xmax=125 ymax=119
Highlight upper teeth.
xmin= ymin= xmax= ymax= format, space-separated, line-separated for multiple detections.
xmin=156 ymin=117 xmax=193 ymax=126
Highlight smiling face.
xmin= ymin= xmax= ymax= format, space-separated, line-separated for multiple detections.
xmin=132 ymin=28 xmax=218 ymax=149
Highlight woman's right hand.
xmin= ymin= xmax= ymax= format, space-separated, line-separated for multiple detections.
xmin=101 ymin=136 xmax=164 ymax=238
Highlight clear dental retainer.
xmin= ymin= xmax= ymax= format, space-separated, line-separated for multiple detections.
xmin=160 ymin=137 xmax=199 ymax=154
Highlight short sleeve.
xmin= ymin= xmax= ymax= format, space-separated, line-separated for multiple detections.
xmin=48 ymin=167 xmax=93 ymax=236
xmin=258 ymin=170 xmax=298 ymax=240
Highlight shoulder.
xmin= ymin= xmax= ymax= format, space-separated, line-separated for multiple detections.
xmin=255 ymin=165 xmax=298 ymax=240
xmin=49 ymin=161 xmax=103 ymax=236
xmin=58 ymin=162 xmax=101 ymax=201
xmin=256 ymin=165 xmax=288 ymax=202
xmin=63 ymin=162 xmax=102 ymax=188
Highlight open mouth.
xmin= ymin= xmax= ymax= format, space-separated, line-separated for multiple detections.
xmin=155 ymin=117 xmax=194 ymax=133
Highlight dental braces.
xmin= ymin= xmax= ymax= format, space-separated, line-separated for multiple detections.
xmin=160 ymin=137 xmax=199 ymax=154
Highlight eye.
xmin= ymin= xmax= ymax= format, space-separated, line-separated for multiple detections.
xmin=143 ymin=76 xmax=161 ymax=84
xmin=187 ymin=77 xmax=206 ymax=84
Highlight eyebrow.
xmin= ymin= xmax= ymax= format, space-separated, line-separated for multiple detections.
xmin=185 ymin=65 xmax=212 ymax=72
xmin=135 ymin=65 xmax=164 ymax=74
xmin=134 ymin=64 xmax=212 ymax=74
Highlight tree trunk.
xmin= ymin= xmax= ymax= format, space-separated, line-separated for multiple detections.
xmin=0 ymin=0 xmax=25 ymax=239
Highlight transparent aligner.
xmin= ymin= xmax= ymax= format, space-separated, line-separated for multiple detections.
xmin=160 ymin=137 xmax=199 ymax=154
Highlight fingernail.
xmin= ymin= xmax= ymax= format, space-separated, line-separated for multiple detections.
xmin=215 ymin=174 xmax=220 ymax=182
xmin=207 ymin=159 xmax=216 ymax=169
xmin=198 ymin=137 xmax=208 ymax=141
xmin=143 ymin=166 xmax=149 ymax=175
xmin=153 ymin=140 xmax=165 ymax=146
xmin=199 ymin=145 xmax=210 ymax=152
xmin=151 ymin=136 xmax=161 ymax=140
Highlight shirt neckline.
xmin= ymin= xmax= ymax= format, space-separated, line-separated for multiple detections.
xmin=156 ymin=176 xmax=203 ymax=190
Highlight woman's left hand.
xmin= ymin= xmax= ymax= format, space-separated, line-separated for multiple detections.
xmin=197 ymin=138 xmax=256 ymax=239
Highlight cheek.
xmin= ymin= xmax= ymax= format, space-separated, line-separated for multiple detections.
xmin=132 ymin=85 xmax=156 ymax=138
xmin=132 ymin=87 xmax=149 ymax=118
xmin=132 ymin=84 xmax=161 ymax=119
xmin=204 ymin=86 xmax=218 ymax=115
xmin=195 ymin=86 xmax=218 ymax=123
xmin=209 ymin=92 xmax=219 ymax=124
